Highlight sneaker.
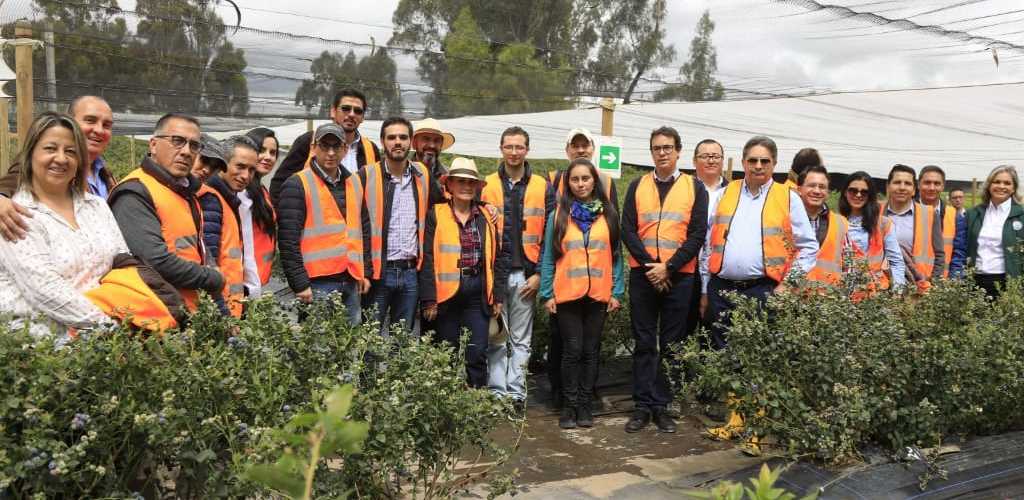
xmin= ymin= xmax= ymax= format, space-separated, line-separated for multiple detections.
xmin=559 ymin=406 xmax=577 ymax=429
xmin=653 ymin=408 xmax=677 ymax=433
xmin=624 ymin=408 xmax=651 ymax=433
xmin=577 ymin=404 xmax=594 ymax=428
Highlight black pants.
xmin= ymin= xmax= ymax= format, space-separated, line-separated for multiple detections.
xmin=630 ymin=270 xmax=695 ymax=410
xmin=975 ymin=273 xmax=1006 ymax=299
xmin=706 ymin=276 xmax=775 ymax=350
xmin=558 ymin=297 xmax=606 ymax=407
xmin=434 ymin=274 xmax=490 ymax=388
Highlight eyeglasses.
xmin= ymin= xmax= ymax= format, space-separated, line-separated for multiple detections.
xmin=651 ymin=145 xmax=676 ymax=154
xmin=846 ymin=187 xmax=869 ymax=197
xmin=338 ymin=105 xmax=365 ymax=116
xmin=745 ymin=157 xmax=772 ymax=165
xmin=154 ymin=135 xmax=203 ymax=154
xmin=696 ymin=154 xmax=723 ymax=161
xmin=316 ymin=141 xmax=345 ymax=152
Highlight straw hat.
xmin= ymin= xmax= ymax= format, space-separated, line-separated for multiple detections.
xmin=412 ymin=118 xmax=456 ymax=151
xmin=441 ymin=157 xmax=484 ymax=183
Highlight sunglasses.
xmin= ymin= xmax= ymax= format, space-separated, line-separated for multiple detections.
xmin=846 ymin=187 xmax=870 ymax=197
xmin=338 ymin=105 xmax=365 ymax=116
xmin=155 ymin=135 xmax=203 ymax=154
xmin=745 ymin=157 xmax=772 ymax=165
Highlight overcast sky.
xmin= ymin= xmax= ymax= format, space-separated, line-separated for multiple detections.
xmin=4 ymin=0 xmax=1023 ymax=112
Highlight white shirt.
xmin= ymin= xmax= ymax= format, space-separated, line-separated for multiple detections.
xmin=977 ymin=199 xmax=1011 ymax=274
xmin=699 ymin=180 xmax=819 ymax=292
xmin=0 ymin=189 xmax=129 ymax=339
xmin=341 ymin=130 xmax=364 ymax=173
xmin=237 ymin=190 xmax=261 ymax=297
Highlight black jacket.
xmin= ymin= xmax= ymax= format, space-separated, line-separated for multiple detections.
xmin=277 ymin=161 xmax=371 ymax=293
xmin=494 ymin=162 xmax=556 ymax=278
xmin=198 ymin=175 xmax=242 ymax=266
xmin=358 ymin=161 xmax=446 ymax=278
xmin=270 ymin=130 xmax=380 ymax=206
xmin=621 ymin=174 xmax=708 ymax=274
xmin=419 ymin=201 xmax=511 ymax=309
xmin=107 ymin=156 xmax=224 ymax=295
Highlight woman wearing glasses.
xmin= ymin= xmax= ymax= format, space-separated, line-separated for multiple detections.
xmin=837 ymin=171 xmax=906 ymax=290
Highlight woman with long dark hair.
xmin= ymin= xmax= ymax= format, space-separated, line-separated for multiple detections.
xmin=539 ymin=158 xmax=624 ymax=429
xmin=243 ymin=127 xmax=279 ymax=293
xmin=838 ymin=171 xmax=906 ymax=289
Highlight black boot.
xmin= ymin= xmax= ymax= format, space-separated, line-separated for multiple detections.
xmin=577 ymin=402 xmax=594 ymax=428
xmin=559 ymin=406 xmax=577 ymax=429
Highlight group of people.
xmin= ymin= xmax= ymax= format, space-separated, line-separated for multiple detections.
xmin=1 ymin=88 xmax=1019 ymax=435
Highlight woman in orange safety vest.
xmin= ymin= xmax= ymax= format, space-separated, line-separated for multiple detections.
xmin=539 ymin=158 xmax=624 ymax=430
xmin=245 ymin=127 xmax=280 ymax=294
xmin=838 ymin=171 xmax=907 ymax=290
xmin=419 ymin=158 xmax=510 ymax=388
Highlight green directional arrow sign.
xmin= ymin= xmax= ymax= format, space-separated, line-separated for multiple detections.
xmin=595 ymin=137 xmax=622 ymax=179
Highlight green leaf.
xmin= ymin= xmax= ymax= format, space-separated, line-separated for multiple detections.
xmin=325 ymin=384 xmax=355 ymax=419
xmin=244 ymin=464 xmax=305 ymax=499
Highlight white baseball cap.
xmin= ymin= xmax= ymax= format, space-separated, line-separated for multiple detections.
xmin=565 ymin=127 xmax=594 ymax=146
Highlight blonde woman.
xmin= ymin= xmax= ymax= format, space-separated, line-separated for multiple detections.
xmin=961 ymin=165 xmax=1024 ymax=298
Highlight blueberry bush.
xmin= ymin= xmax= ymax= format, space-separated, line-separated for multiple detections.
xmin=0 ymin=295 xmax=519 ymax=498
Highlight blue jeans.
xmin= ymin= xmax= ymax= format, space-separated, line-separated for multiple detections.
xmin=487 ymin=270 xmax=534 ymax=401
xmin=435 ymin=274 xmax=491 ymax=388
xmin=309 ymin=277 xmax=362 ymax=326
xmin=368 ymin=266 xmax=419 ymax=335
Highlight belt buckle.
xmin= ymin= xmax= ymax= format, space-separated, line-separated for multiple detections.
xmin=460 ymin=267 xmax=475 ymax=277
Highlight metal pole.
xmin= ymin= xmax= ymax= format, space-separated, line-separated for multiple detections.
xmin=14 ymin=21 xmax=34 ymax=144
xmin=600 ymin=97 xmax=615 ymax=136
xmin=0 ymin=98 xmax=10 ymax=176
xmin=44 ymin=22 xmax=57 ymax=112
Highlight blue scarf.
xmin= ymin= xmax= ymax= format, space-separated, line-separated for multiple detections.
xmin=570 ymin=199 xmax=602 ymax=234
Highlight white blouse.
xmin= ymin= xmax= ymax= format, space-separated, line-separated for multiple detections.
xmin=0 ymin=189 xmax=129 ymax=339
xmin=976 ymin=199 xmax=1011 ymax=275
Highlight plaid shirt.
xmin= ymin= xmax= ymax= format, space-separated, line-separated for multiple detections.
xmin=456 ymin=205 xmax=483 ymax=269
xmin=385 ymin=165 xmax=419 ymax=261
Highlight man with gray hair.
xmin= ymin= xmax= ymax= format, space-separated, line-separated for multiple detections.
xmin=108 ymin=113 xmax=224 ymax=314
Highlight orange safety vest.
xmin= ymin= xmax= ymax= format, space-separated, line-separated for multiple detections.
xmin=362 ymin=161 xmax=431 ymax=279
xmin=708 ymin=180 xmax=795 ymax=283
xmin=295 ymin=167 xmax=365 ymax=281
xmin=304 ymin=135 xmax=378 ymax=170
xmin=481 ymin=172 xmax=547 ymax=263
xmin=937 ymin=203 xmax=956 ymax=277
xmin=84 ymin=267 xmax=178 ymax=332
xmin=553 ymin=210 xmax=613 ymax=303
xmin=120 ymin=168 xmax=205 ymax=311
xmin=627 ymin=172 xmax=697 ymax=273
xmin=432 ymin=203 xmax=498 ymax=305
xmin=547 ymin=169 xmax=613 ymax=201
xmin=805 ymin=211 xmax=850 ymax=284
xmin=880 ymin=201 xmax=937 ymax=278
xmin=253 ymin=186 xmax=277 ymax=285
xmin=854 ymin=216 xmax=894 ymax=291
xmin=199 ymin=185 xmax=245 ymax=318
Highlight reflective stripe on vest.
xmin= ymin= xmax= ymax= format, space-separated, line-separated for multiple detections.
xmin=296 ymin=168 xmax=365 ymax=281
xmin=882 ymin=201 xmax=937 ymax=278
xmin=432 ymin=203 xmax=497 ymax=305
xmin=851 ymin=217 xmax=893 ymax=291
xmin=254 ymin=187 xmax=276 ymax=285
xmin=628 ymin=172 xmax=697 ymax=273
xmin=806 ymin=212 xmax=849 ymax=284
xmin=708 ymin=180 xmax=795 ymax=283
xmin=363 ymin=161 xmax=430 ymax=279
xmin=120 ymin=168 xmax=204 ymax=311
xmin=199 ymin=185 xmax=245 ymax=318
xmin=481 ymin=172 xmax=547 ymax=263
xmin=553 ymin=212 xmax=613 ymax=304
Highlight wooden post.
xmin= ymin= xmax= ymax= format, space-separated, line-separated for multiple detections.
xmin=129 ymin=135 xmax=135 ymax=166
xmin=306 ymin=118 xmax=313 ymax=133
xmin=0 ymin=98 xmax=9 ymax=175
xmin=726 ymin=157 xmax=734 ymax=181
xmin=600 ymin=97 xmax=615 ymax=136
xmin=14 ymin=21 xmax=34 ymax=144
xmin=972 ymin=178 xmax=978 ymax=207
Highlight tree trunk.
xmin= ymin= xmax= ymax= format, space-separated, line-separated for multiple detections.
xmin=622 ymin=64 xmax=646 ymax=104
